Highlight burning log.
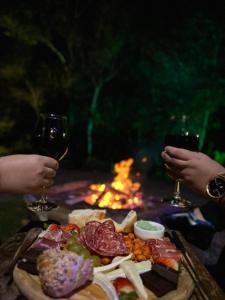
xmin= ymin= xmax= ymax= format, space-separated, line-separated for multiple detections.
xmin=85 ymin=158 xmax=143 ymax=209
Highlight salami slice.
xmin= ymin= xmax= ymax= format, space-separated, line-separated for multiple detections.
xmin=79 ymin=220 xmax=128 ymax=257
xmin=93 ymin=220 xmax=116 ymax=249
xmin=84 ymin=221 xmax=100 ymax=249
xmin=79 ymin=221 xmax=100 ymax=251
xmin=93 ymin=220 xmax=128 ymax=256
xmin=95 ymin=231 xmax=128 ymax=256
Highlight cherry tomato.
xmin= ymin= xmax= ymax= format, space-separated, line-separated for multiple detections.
xmin=63 ymin=223 xmax=80 ymax=233
xmin=48 ymin=224 xmax=61 ymax=231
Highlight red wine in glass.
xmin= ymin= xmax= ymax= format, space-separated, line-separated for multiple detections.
xmin=33 ymin=114 xmax=69 ymax=160
xmin=27 ymin=113 xmax=69 ymax=214
xmin=164 ymin=115 xmax=199 ymax=208
xmin=165 ymin=134 xmax=199 ymax=151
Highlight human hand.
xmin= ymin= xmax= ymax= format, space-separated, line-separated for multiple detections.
xmin=161 ymin=146 xmax=225 ymax=196
xmin=0 ymin=154 xmax=59 ymax=194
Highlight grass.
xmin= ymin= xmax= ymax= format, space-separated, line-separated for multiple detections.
xmin=0 ymin=194 xmax=29 ymax=243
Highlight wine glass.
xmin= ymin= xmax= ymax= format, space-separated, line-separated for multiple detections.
xmin=163 ymin=114 xmax=199 ymax=208
xmin=26 ymin=113 xmax=69 ymax=214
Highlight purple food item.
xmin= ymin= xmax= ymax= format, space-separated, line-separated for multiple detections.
xmin=39 ymin=228 xmax=71 ymax=242
xmin=37 ymin=248 xmax=93 ymax=298
xmin=31 ymin=237 xmax=60 ymax=250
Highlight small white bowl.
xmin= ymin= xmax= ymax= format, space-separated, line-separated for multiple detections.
xmin=134 ymin=220 xmax=165 ymax=240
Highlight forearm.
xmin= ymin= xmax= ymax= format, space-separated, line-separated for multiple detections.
xmin=0 ymin=156 xmax=7 ymax=192
xmin=0 ymin=155 xmax=20 ymax=193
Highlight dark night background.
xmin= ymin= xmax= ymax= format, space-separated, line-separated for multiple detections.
xmin=0 ymin=0 xmax=224 ymax=172
xmin=1 ymin=2 xmax=225 ymax=292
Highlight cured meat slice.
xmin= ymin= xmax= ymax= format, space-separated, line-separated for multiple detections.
xmin=95 ymin=231 xmax=127 ymax=256
xmin=152 ymin=248 xmax=182 ymax=261
xmin=94 ymin=220 xmax=116 ymax=249
xmin=80 ymin=220 xmax=128 ymax=257
xmin=31 ymin=237 xmax=60 ymax=250
xmin=146 ymin=238 xmax=182 ymax=263
xmin=39 ymin=229 xmax=71 ymax=243
xmin=147 ymin=238 xmax=176 ymax=249
xmin=81 ymin=221 xmax=101 ymax=250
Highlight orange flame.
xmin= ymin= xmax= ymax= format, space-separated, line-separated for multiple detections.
xmin=84 ymin=158 xmax=143 ymax=209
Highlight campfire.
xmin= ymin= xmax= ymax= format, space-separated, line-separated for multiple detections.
xmin=84 ymin=158 xmax=143 ymax=209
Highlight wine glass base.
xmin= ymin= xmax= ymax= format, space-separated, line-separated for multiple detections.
xmin=163 ymin=196 xmax=192 ymax=208
xmin=27 ymin=201 xmax=57 ymax=213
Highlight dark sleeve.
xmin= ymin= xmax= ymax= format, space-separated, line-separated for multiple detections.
xmin=201 ymin=201 xmax=225 ymax=231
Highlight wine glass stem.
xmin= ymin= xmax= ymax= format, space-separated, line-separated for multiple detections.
xmin=174 ymin=180 xmax=181 ymax=200
xmin=39 ymin=186 xmax=48 ymax=204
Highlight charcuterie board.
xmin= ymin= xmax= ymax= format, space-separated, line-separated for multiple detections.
xmin=12 ymin=209 xmax=195 ymax=300
xmin=14 ymin=265 xmax=194 ymax=300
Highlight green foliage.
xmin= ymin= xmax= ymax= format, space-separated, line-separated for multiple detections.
xmin=0 ymin=15 xmax=39 ymax=45
xmin=137 ymin=16 xmax=225 ymax=154
xmin=0 ymin=118 xmax=14 ymax=135
xmin=0 ymin=146 xmax=10 ymax=155
xmin=0 ymin=2 xmax=224 ymax=161
xmin=214 ymin=150 xmax=225 ymax=165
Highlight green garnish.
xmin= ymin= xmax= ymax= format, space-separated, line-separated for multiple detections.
xmin=119 ymin=291 xmax=138 ymax=300
xmin=136 ymin=220 xmax=159 ymax=231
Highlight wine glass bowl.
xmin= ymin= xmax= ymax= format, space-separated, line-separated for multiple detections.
xmin=33 ymin=113 xmax=69 ymax=161
xmin=163 ymin=115 xmax=199 ymax=208
xmin=27 ymin=113 xmax=69 ymax=214
xmin=164 ymin=134 xmax=199 ymax=152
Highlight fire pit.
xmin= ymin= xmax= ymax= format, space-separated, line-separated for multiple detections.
xmin=46 ymin=157 xmax=181 ymax=224
xmin=84 ymin=158 xmax=143 ymax=209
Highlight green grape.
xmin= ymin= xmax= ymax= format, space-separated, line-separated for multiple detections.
xmin=66 ymin=235 xmax=78 ymax=246
xmin=81 ymin=248 xmax=91 ymax=258
xmin=91 ymin=255 xmax=101 ymax=267
xmin=67 ymin=243 xmax=84 ymax=254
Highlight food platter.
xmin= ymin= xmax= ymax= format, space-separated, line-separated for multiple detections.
xmin=13 ymin=209 xmax=195 ymax=300
xmin=14 ymin=266 xmax=194 ymax=300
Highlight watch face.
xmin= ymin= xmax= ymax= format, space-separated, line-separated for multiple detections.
xmin=208 ymin=177 xmax=225 ymax=198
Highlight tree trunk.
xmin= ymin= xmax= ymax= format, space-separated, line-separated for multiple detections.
xmin=199 ymin=109 xmax=210 ymax=151
xmin=87 ymin=83 xmax=102 ymax=159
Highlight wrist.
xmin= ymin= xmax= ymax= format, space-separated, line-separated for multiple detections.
xmin=0 ymin=157 xmax=5 ymax=192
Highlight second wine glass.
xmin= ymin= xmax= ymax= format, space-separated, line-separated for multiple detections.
xmin=27 ymin=113 xmax=69 ymax=213
xmin=164 ymin=115 xmax=199 ymax=208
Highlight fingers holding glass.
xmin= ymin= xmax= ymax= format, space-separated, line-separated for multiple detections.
xmin=26 ymin=113 xmax=69 ymax=214
xmin=163 ymin=115 xmax=199 ymax=208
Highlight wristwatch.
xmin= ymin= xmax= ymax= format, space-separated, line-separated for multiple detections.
xmin=206 ymin=173 xmax=225 ymax=203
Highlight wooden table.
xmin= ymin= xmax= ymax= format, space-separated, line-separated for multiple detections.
xmin=0 ymin=205 xmax=225 ymax=300
xmin=175 ymin=233 xmax=225 ymax=300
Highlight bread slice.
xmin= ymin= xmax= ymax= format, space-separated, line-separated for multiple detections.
xmin=68 ymin=209 xmax=106 ymax=228
xmin=114 ymin=210 xmax=137 ymax=233
xmin=98 ymin=210 xmax=137 ymax=233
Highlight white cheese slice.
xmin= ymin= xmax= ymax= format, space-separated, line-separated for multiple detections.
xmin=94 ymin=254 xmax=132 ymax=274
xmin=105 ymin=260 xmax=151 ymax=281
xmin=120 ymin=260 xmax=148 ymax=300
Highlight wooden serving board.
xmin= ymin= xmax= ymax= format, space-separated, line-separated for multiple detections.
xmin=13 ymin=265 xmax=194 ymax=300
